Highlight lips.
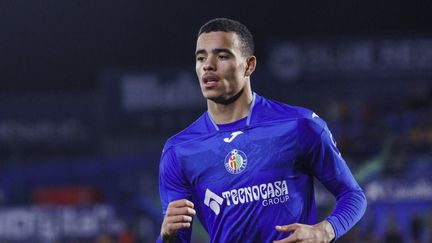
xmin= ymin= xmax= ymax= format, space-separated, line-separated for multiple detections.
xmin=202 ymin=73 xmax=220 ymax=88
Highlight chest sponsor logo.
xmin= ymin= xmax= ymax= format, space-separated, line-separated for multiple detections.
xmin=224 ymin=149 xmax=247 ymax=174
xmin=204 ymin=180 xmax=289 ymax=215
xmin=223 ymin=131 xmax=243 ymax=143
xmin=204 ymin=188 xmax=223 ymax=215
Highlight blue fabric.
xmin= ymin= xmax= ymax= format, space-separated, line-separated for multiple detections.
xmin=158 ymin=94 xmax=366 ymax=242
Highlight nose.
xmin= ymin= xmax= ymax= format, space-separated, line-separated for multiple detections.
xmin=203 ymin=56 xmax=216 ymax=72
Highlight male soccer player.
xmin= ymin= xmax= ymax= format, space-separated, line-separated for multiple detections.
xmin=158 ymin=18 xmax=367 ymax=243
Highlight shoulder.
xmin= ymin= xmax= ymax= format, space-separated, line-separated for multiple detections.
xmin=255 ymin=95 xmax=326 ymax=130
xmin=162 ymin=112 xmax=209 ymax=153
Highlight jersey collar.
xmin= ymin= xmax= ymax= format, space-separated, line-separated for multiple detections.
xmin=206 ymin=92 xmax=257 ymax=132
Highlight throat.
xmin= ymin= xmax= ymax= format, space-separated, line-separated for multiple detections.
xmin=207 ymin=90 xmax=253 ymax=124
xmin=211 ymin=110 xmax=248 ymax=125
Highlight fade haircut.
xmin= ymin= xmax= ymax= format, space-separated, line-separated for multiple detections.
xmin=198 ymin=18 xmax=254 ymax=57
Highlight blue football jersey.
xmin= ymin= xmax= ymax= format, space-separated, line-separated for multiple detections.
xmin=159 ymin=93 xmax=366 ymax=243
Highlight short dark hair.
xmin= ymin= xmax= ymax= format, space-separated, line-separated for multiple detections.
xmin=198 ymin=18 xmax=254 ymax=57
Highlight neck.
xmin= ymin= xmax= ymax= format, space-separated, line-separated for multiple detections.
xmin=207 ymin=89 xmax=253 ymax=124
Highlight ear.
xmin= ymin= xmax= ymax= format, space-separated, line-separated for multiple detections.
xmin=244 ymin=56 xmax=257 ymax=77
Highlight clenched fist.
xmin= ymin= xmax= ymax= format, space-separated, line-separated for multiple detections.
xmin=160 ymin=199 xmax=196 ymax=242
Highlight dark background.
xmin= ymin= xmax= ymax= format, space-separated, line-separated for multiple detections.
xmin=1 ymin=1 xmax=432 ymax=242
xmin=1 ymin=0 xmax=431 ymax=91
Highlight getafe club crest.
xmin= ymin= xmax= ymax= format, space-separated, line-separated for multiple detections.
xmin=224 ymin=149 xmax=247 ymax=174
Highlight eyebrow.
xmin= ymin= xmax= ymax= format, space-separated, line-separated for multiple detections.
xmin=195 ymin=48 xmax=234 ymax=56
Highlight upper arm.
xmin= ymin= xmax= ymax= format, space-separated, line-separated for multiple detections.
xmin=159 ymin=146 xmax=194 ymax=243
xmin=159 ymin=146 xmax=193 ymax=214
xmin=297 ymin=117 xmax=362 ymax=196
xmin=298 ymin=116 xmax=367 ymax=238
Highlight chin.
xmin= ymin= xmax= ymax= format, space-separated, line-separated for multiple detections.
xmin=205 ymin=95 xmax=224 ymax=103
xmin=201 ymin=92 xmax=221 ymax=102
xmin=207 ymin=94 xmax=239 ymax=105
xmin=202 ymin=89 xmax=221 ymax=99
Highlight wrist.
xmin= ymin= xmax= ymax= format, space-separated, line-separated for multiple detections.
xmin=315 ymin=220 xmax=335 ymax=242
xmin=161 ymin=231 xmax=176 ymax=243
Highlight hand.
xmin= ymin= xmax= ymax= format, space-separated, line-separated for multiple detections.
xmin=273 ymin=220 xmax=335 ymax=243
xmin=160 ymin=199 xmax=196 ymax=242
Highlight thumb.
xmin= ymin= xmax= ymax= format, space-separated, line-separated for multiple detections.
xmin=275 ymin=223 xmax=300 ymax=233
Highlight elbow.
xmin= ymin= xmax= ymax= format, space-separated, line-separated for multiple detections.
xmin=359 ymin=189 xmax=368 ymax=218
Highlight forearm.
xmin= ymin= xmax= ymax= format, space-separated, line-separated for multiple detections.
xmin=326 ymin=189 xmax=367 ymax=240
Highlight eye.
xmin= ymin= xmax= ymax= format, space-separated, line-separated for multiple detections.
xmin=196 ymin=56 xmax=205 ymax=62
xmin=218 ymin=55 xmax=229 ymax=60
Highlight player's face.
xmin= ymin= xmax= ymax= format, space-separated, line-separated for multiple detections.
xmin=195 ymin=31 xmax=251 ymax=104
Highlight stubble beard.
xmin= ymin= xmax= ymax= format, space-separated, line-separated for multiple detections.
xmin=207 ymin=88 xmax=244 ymax=105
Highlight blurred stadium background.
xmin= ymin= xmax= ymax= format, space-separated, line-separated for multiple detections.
xmin=1 ymin=1 xmax=431 ymax=242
